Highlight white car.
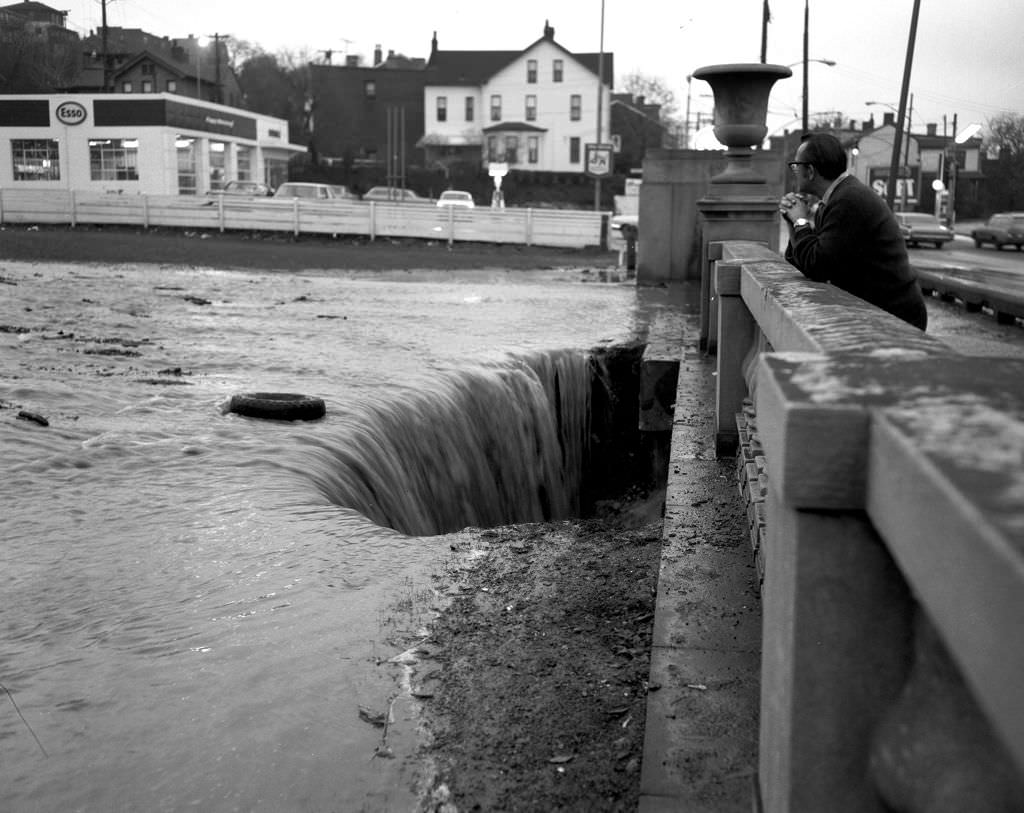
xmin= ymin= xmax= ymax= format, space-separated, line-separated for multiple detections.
xmin=437 ymin=190 xmax=475 ymax=209
xmin=273 ymin=182 xmax=357 ymax=201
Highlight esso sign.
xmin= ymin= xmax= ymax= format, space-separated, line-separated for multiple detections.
xmin=55 ymin=101 xmax=88 ymax=126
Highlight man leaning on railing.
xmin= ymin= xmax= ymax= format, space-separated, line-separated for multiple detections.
xmin=779 ymin=132 xmax=928 ymax=331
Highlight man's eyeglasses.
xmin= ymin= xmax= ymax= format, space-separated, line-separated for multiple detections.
xmin=788 ymin=161 xmax=813 ymax=172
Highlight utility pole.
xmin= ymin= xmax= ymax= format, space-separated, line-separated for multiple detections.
xmin=593 ymin=0 xmax=606 ymax=212
xmin=901 ymin=93 xmax=914 ymax=211
xmin=101 ymin=0 xmax=110 ymax=92
xmin=213 ymin=34 xmax=222 ymax=104
xmin=801 ymin=0 xmax=809 ymax=134
xmin=760 ymin=0 xmax=770 ymax=63
xmin=886 ymin=0 xmax=921 ymax=209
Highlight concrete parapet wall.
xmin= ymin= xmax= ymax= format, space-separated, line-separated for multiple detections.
xmin=712 ymin=240 xmax=1024 ymax=811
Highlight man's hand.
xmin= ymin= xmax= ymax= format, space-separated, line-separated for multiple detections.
xmin=779 ymin=193 xmax=813 ymax=224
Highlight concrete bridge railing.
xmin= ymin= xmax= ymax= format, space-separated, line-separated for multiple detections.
xmin=710 ymin=240 xmax=1024 ymax=812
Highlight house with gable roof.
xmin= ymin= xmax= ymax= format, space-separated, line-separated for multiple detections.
xmin=419 ymin=21 xmax=612 ymax=174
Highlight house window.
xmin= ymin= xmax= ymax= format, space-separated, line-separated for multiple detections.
xmin=11 ymin=139 xmax=60 ymax=181
xmin=437 ymin=96 xmax=447 ymax=122
xmin=166 ymin=79 xmax=177 ymax=92
xmin=89 ymin=138 xmax=139 ymax=181
xmin=569 ymin=137 xmax=580 ymax=164
xmin=528 ymin=136 xmax=538 ymax=164
xmin=505 ymin=135 xmax=519 ymax=164
xmin=527 ymin=59 xmax=537 ymax=83
xmin=141 ymin=62 xmax=154 ymax=75
xmin=553 ymin=59 xmax=563 ymax=82
xmin=525 ymin=95 xmax=537 ymax=122
xmin=465 ymin=96 xmax=474 ymax=121
xmin=490 ymin=95 xmax=501 ymax=122
xmin=141 ymin=79 xmax=153 ymax=93
xmin=488 ymin=135 xmax=499 ymax=161
xmin=570 ymin=94 xmax=581 ymax=121
xmin=121 ymin=81 xmax=133 ymax=93
xmin=364 ymin=80 xmax=376 ymax=99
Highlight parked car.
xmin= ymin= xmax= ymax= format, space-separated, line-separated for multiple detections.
xmin=362 ymin=186 xmax=425 ymax=203
xmin=971 ymin=212 xmax=1024 ymax=250
xmin=436 ymin=190 xmax=475 ymax=208
xmin=273 ymin=182 xmax=356 ymax=201
xmin=895 ymin=212 xmax=953 ymax=249
xmin=208 ymin=180 xmax=273 ymax=197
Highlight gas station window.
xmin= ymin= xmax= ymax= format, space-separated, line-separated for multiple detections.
xmin=89 ymin=138 xmax=139 ymax=181
xmin=12 ymin=139 xmax=61 ymax=181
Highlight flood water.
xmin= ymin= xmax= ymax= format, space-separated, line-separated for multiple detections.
xmin=0 ymin=259 xmax=677 ymax=812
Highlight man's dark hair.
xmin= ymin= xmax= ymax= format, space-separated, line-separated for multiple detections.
xmin=799 ymin=132 xmax=848 ymax=180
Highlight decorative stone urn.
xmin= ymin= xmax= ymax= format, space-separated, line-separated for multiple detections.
xmin=692 ymin=63 xmax=792 ymax=185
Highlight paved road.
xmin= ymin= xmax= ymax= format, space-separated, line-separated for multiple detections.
xmin=910 ymin=234 xmax=1024 ymax=274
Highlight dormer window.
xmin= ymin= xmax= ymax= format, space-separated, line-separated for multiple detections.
xmin=527 ymin=59 xmax=537 ymax=83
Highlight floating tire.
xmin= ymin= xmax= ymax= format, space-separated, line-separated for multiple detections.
xmin=228 ymin=392 xmax=326 ymax=422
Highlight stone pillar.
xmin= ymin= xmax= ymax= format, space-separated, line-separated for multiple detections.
xmin=636 ymin=150 xmax=714 ymax=286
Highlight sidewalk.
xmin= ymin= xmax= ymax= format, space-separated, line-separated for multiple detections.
xmin=638 ymin=281 xmax=763 ymax=812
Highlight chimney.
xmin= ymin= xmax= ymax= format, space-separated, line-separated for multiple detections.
xmin=431 ymin=31 xmax=437 ymax=54
xmin=543 ymin=20 xmax=555 ymax=40
xmin=926 ymin=123 xmax=937 ymax=136
xmin=346 ymin=55 xmax=360 ymax=67
xmin=373 ymin=44 xmax=382 ymax=65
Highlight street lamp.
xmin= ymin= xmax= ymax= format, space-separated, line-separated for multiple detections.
xmin=786 ymin=58 xmax=835 ymax=134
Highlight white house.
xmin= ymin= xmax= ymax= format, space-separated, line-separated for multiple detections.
xmin=417 ymin=21 xmax=612 ymax=175
xmin=0 ymin=93 xmax=304 ymax=195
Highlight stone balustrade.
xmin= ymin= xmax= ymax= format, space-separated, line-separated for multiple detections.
xmin=711 ymin=240 xmax=1024 ymax=812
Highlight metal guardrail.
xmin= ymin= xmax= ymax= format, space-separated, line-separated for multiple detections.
xmin=914 ymin=262 xmax=1024 ymax=325
xmin=711 ymin=241 xmax=1024 ymax=812
xmin=0 ymin=189 xmax=610 ymax=250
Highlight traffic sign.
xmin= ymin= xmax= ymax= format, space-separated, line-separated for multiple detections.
xmin=585 ymin=143 xmax=613 ymax=178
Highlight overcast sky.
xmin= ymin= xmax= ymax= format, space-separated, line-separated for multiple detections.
xmin=64 ymin=0 xmax=1022 ymax=137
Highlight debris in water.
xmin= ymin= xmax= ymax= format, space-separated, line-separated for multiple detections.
xmin=16 ymin=410 xmax=48 ymax=427
xmin=358 ymin=705 xmax=388 ymax=728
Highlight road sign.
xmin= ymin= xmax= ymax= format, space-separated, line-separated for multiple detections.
xmin=585 ymin=143 xmax=613 ymax=178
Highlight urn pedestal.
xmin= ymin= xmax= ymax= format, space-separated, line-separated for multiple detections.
xmin=695 ymin=63 xmax=792 ymax=352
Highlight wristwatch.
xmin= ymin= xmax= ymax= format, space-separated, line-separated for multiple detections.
xmin=793 ymin=217 xmax=811 ymax=229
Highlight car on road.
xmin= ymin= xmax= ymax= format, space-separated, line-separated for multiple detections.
xmin=208 ymin=180 xmax=273 ymax=197
xmin=436 ymin=190 xmax=475 ymax=208
xmin=273 ymin=182 xmax=357 ymax=201
xmin=895 ymin=212 xmax=953 ymax=249
xmin=971 ymin=212 xmax=1024 ymax=250
xmin=362 ymin=186 xmax=426 ymax=203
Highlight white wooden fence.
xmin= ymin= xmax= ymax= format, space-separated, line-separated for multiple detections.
xmin=0 ymin=189 xmax=609 ymax=249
